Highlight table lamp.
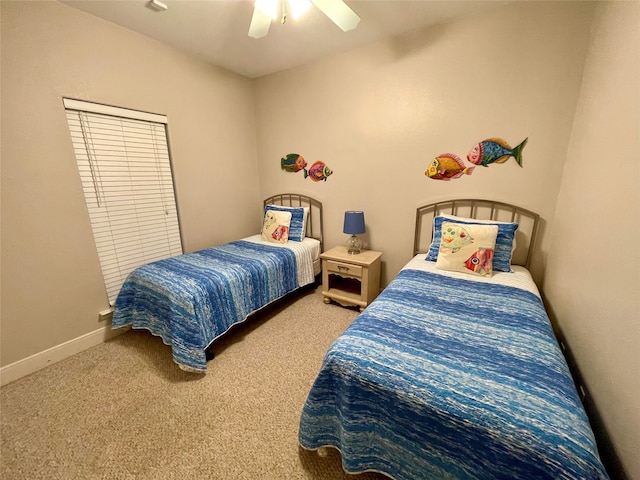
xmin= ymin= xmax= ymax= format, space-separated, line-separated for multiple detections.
xmin=343 ymin=211 xmax=365 ymax=254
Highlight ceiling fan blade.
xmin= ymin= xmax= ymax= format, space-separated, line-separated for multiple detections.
xmin=310 ymin=0 xmax=360 ymax=32
xmin=249 ymin=7 xmax=272 ymax=39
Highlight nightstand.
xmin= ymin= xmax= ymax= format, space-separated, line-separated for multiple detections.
xmin=320 ymin=246 xmax=382 ymax=311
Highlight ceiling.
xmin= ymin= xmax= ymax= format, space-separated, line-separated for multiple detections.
xmin=60 ymin=0 xmax=508 ymax=79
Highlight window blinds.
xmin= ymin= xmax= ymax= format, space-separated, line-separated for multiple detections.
xmin=64 ymin=98 xmax=183 ymax=305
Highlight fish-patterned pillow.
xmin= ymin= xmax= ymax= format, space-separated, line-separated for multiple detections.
xmin=261 ymin=209 xmax=292 ymax=244
xmin=435 ymin=222 xmax=498 ymax=277
xmin=264 ymin=204 xmax=309 ymax=242
xmin=426 ymin=214 xmax=518 ymax=272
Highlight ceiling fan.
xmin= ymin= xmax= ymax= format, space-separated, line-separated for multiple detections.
xmin=249 ymin=0 xmax=360 ymax=39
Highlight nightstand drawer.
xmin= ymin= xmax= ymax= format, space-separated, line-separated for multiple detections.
xmin=321 ymin=246 xmax=383 ymax=312
xmin=326 ymin=260 xmax=363 ymax=278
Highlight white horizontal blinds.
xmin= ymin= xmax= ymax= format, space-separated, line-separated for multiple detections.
xmin=64 ymin=99 xmax=183 ymax=305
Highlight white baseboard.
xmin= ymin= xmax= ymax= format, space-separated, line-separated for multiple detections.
xmin=0 ymin=325 xmax=130 ymax=387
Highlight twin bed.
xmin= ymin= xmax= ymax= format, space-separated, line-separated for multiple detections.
xmin=112 ymin=195 xmax=608 ymax=479
xmin=112 ymin=193 xmax=323 ymax=372
xmin=299 ymin=199 xmax=609 ymax=480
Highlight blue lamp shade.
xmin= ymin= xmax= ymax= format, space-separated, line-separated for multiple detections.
xmin=343 ymin=211 xmax=365 ymax=235
xmin=343 ymin=211 xmax=365 ymax=254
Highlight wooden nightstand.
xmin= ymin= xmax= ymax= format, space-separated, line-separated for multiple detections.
xmin=321 ymin=246 xmax=382 ymax=311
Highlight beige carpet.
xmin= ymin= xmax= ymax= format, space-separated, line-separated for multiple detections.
xmin=1 ymin=285 xmax=391 ymax=480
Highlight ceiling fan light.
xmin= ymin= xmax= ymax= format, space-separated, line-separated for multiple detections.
xmin=311 ymin=0 xmax=360 ymax=32
xmin=249 ymin=6 xmax=273 ymax=38
xmin=255 ymin=0 xmax=278 ymax=20
xmin=288 ymin=0 xmax=312 ymax=19
xmin=249 ymin=0 xmax=360 ymax=38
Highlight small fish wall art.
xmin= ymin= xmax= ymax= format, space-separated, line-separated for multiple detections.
xmin=280 ymin=153 xmax=333 ymax=182
xmin=467 ymin=137 xmax=528 ymax=167
xmin=426 ymin=153 xmax=475 ymax=181
xmin=305 ymin=160 xmax=333 ymax=182
xmin=281 ymin=153 xmax=307 ymax=173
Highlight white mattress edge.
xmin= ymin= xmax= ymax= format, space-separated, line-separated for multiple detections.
xmin=241 ymin=235 xmax=320 ymax=285
xmin=403 ymin=254 xmax=541 ymax=298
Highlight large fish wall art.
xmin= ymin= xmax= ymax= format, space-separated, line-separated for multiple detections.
xmin=467 ymin=137 xmax=528 ymax=167
xmin=280 ymin=153 xmax=333 ymax=182
xmin=426 ymin=137 xmax=528 ymax=181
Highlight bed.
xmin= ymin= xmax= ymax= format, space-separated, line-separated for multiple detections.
xmin=299 ymin=199 xmax=609 ymax=480
xmin=112 ymin=193 xmax=323 ymax=372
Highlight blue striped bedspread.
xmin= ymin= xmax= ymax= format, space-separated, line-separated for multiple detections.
xmin=299 ymin=268 xmax=609 ymax=480
xmin=113 ymin=240 xmax=305 ymax=372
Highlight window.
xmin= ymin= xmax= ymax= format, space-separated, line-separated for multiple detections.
xmin=64 ymin=98 xmax=183 ymax=305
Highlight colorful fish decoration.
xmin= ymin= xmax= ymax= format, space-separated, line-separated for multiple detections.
xmin=281 ymin=153 xmax=307 ymax=173
xmin=439 ymin=224 xmax=474 ymax=253
xmin=304 ymin=160 xmax=333 ymax=182
xmin=280 ymin=153 xmax=333 ymax=182
xmin=465 ymin=248 xmax=494 ymax=276
xmin=467 ymin=137 xmax=528 ymax=167
xmin=426 ymin=153 xmax=475 ymax=181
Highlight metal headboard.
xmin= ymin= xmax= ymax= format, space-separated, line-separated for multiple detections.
xmin=414 ymin=199 xmax=540 ymax=269
xmin=263 ymin=193 xmax=324 ymax=252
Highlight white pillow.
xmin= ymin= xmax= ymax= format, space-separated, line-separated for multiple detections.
xmin=427 ymin=214 xmax=518 ymax=272
xmin=261 ymin=210 xmax=292 ymax=244
xmin=435 ymin=222 xmax=498 ymax=277
xmin=440 ymin=213 xmax=517 ymax=251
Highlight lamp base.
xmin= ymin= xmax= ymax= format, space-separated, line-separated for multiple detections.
xmin=346 ymin=235 xmax=363 ymax=255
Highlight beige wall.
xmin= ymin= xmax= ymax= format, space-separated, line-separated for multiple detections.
xmin=543 ymin=2 xmax=640 ymax=478
xmin=254 ymin=1 xmax=594 ymax=287
xmin=1 ymin=1 xmax=260 ymax=366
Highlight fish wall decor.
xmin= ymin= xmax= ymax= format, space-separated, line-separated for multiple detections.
xmin=426 ymin=153 xmax=475 ymax=181
xmin=280 ymin=153 xmax=333 ymax=182
xmin=467 ymin=137 xmax=528 ymax=167
xmin=281 ymin=153 xmax=307 ymax=173
xmin=304 ymin=160 xmax=333 ymax=182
